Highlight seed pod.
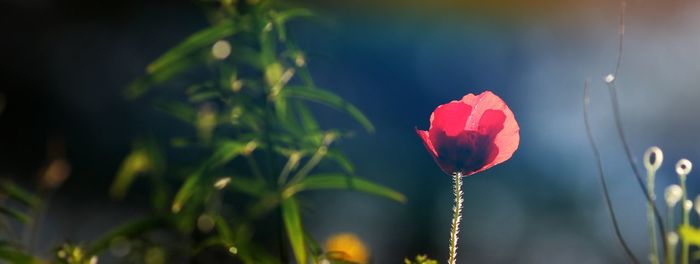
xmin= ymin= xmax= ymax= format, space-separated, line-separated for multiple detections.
xmin=676 ymin=159 xmax=692 ymax=178
xmin=684 ymin=200 xmax=694 ymax=213
xmin=665 ymin=184 xmax=683 ymax=208
xmin=643 ymin=146 xmax=663 ymax=172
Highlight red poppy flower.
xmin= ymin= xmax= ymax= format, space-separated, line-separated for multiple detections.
xmin=416 ymin=91 xmax=519 ymax=176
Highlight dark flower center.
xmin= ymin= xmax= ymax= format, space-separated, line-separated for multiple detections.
xmin=432 ymin=129 xmax=499 ymax=174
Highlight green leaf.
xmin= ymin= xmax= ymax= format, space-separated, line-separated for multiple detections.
xmin=87 ymin=216 xmax=167 ymax=255
xmin=194 ymin=237 xmax=237 ymax=255
xmin=304 ymin=230 xmax=323 ymax=258
xmin=125 ymin=54 xmax=204 ymax=99
xmin=0 ymin=207 xmax=31 ymax=224
xmin=0 ymin=181 xmax=40 ymax=208
xmin=110 ymin=138 xmax=165 ymax=199
xmin=227 ymin=177 xmax=267 ymax=197
xmin=189 ymin=91 xmax=220 ymax=103
xmin=281 ymin=197 xmax=306 ymax=264
xmin=285 ymin=173 xmax=405 ymax=203
xmin=207 ymin=140 xmax=251 ymax=168
xmin=0 ymin=246 xmax=40 ymax=264
xmin=171 ymin=170 xmax=203 ymax=213
xmin=282 ymin=86 xmax=374 ymax=133
xmin=147 ymin=20 xmax=240 ymax=74
xmin=294 ymin=101 xmax=322 ymax=144
xmin=215 ymin=215 xmax=233 ymax=243
xmin=326 ymin=149 xmax=354 ymax=173
xmin=230 ymin=44 xmax=262 ymax=69
xmin=126 ymin=19 xmax=242 ymax=99
xmin=153 ymin=100 xmax=197 ymax=124
xmin=110 ymin=145 xmax=152 ymax=199
xmin=271 ymin=8 xmax=314 ymax=41
xmin=274 ymin=8 xmax=314 ymax=24
xmin=681 ymin=225 xmax=700 ymax=246
xmin=171 ymin=140 xmax=249 ymax=213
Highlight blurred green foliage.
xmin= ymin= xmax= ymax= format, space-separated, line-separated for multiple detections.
xmin=99 ymin=0 xmax=404 ymax=263
xmin=404 ymin=255 xmax=437 ymax=264
xmin=0 ymin=181 xmax=44 ymax=264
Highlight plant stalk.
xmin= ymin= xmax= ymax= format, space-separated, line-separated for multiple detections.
xmin=666 ymin=206 xmax=676 ymax=264
xmin=583 ymin=81 xmax=638 ymax=263
xmin=448 ymin=172 xmax=463 ymax=264
xmin=681 ymin=176 xmax=688 ymax=264
xmin=647 ymin=169 xmax=659 ymax=264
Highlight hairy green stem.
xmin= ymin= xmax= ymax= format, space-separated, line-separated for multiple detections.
xmin=647 ymin=169 xmax=659 ymax=264
xmin=448 ymin=172 xmax=463 ymax=264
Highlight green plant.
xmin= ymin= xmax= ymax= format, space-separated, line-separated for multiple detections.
xmin=404 ymin=254 xmax=437 ymax=264
xmin=99 ymin=0 xmax=404 ymax=263
xmin=0 ymin=180 xmax=44 ymax=264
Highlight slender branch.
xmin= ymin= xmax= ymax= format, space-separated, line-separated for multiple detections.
xmin=605 ymin=0 xmax=669 ymax=259
xmin=583 ymin=81 xmax=639 ymax=264
xmin=613 ymin=0 xmax=626 ymax=77
xmin=607 ymin=83 xmax=668 ymax=259
xmin=448 ymin=172 xmax=463 ymax=264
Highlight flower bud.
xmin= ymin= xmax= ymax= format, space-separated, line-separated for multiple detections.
xmin=643 ymin=146 xmax=663 ymax=172
xmin=676 ymin=159 xmax=693 ymax=178
xmin=684 ymin=199 xmax=694 ymax=213
xmin=665 ymin=184 xmax=683 ymax=208
xmin=667 ymin=231 xmax=679 ymax=246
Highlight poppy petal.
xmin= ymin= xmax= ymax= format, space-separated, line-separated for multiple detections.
xmin=465 ymin=91 xmax=519 ymax=169
xmin=415 ymin=128 xmax=438 ymax=158
xmin=428 ymin=101 xmax=472 ymax=137
xmin=460 ymin=91 xmax=507 ymax=131
xmin=490 ymin=106 xmax=519 ymax=168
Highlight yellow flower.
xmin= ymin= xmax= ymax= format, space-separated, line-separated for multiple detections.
xmin=324 ymin=233 xmax=369 ymax=264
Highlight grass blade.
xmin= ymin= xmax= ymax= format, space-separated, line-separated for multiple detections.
xmin=147 ymin=20 xmax=240 ymax=74
xmin=87 ymin=216 xmax=167 ymax=255
xmin=171 ymin=170 xmax=202 ymax=213
xmin=0 ymin=207 xmax=30 ymax=224
xmin=281 ymin=197 xmax=306 ymax=264
xmin=282 ymin=86 xmax=374 ymax=133
xmin=284 ymin=173 xmax=405 ymax=203
xmin=0 ymin=246 xmax=40 ymax=264
xmin=0 ymin=181 xmax=40 ymax=208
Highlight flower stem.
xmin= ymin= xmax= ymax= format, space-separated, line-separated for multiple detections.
xmin=647 ymin=169 xmax=659 ymax=264
xmin=681 ymin=176 xmax=689 ymax=264
xmin=667 ymin=206 xmax=676 ymax=264
xmin=448 ymin=172 xmax=463 ymax=264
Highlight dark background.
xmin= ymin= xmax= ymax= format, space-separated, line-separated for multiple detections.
xmin=3 ymin=0 xmax=700 ymax=263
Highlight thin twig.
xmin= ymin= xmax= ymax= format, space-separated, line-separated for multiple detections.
xmin=583 ymin=80 xmax=639 ymax=264
xmin=607 ymin=83 xmax=668 ymax=259
xmin=613 ymin=0 xmax=626 ymax=77
xmin=605 ymin=0 xmax=669 ymax=259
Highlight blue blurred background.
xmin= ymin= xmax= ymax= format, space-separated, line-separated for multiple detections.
xmin=3 ymin=0 xmax=700 ymax=263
